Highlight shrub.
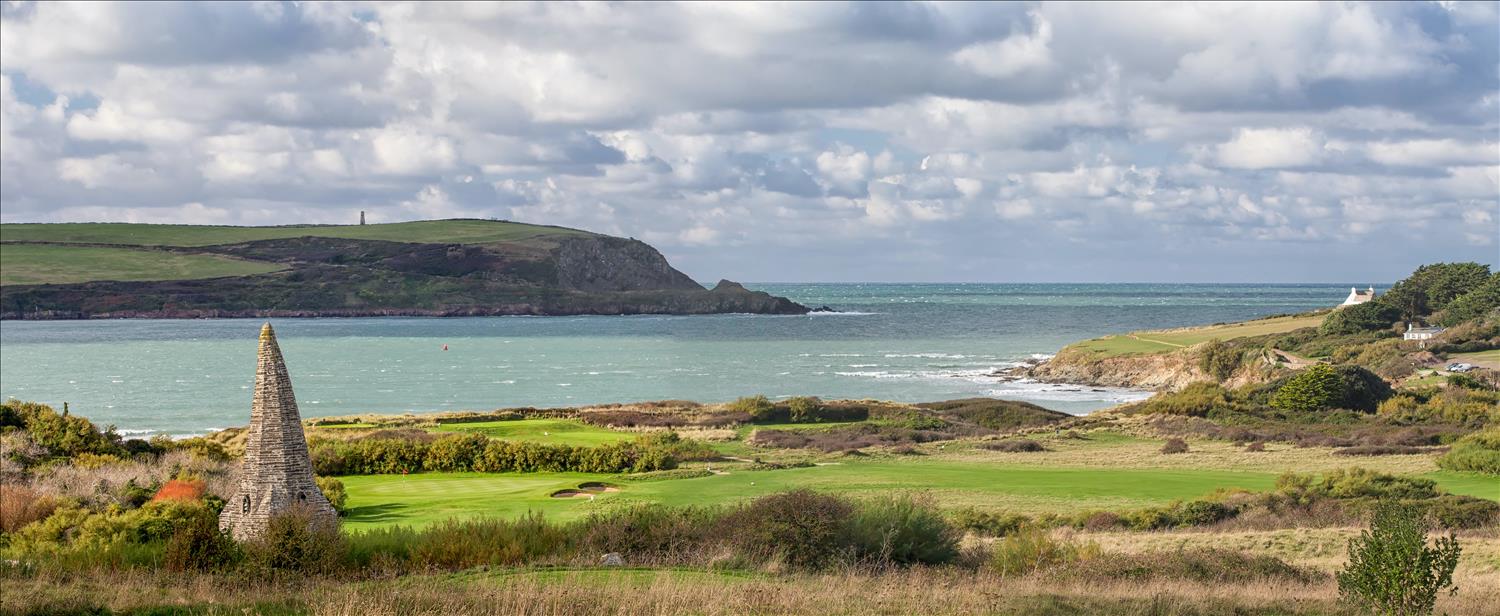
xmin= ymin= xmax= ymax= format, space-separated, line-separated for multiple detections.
xmin=406 ymin=514 xmax=571 ymax=569
xmin=241 ymin=506 xmax=347 ymax=575
xmin=1245 ymin=441 xmax=1266 ymax=452
xmin=424 ymin=433 xmax=489 ymax=472
xmin=1198 ymin=339 xmax=1244 ymax=380
xmin=845 ymin=494 xmax=959 ymax=566
xmin=786 ymin=397 xmax=822 ymax=422
xmin=0 ymin=483 xmax=58 ymax=533
xmin=316 ymin=477 xmax=348 ymax=515
xmin=1176 ymin=500 xmax=1236 ymax=527
xmin=579 ymin=504 xmax=718 ymax=562
xmin=0 ymin=400 xmax=120 ymax=459
xmin=1271 ymin=365 xmax=1346 ymax=412
xmin=981 ymin=439 xmax=1046 ymax=453
xmin=729 ymin=396 xmax=779 ymax=423
xmin=721 ymin=490 xmax=854 ymax=570
xmin=1135 ymin=382 xmax=1232 ymax=418
xmin=917 ymin=398 xmax=1068 ymax=430
xmin=1316 ymin=468 xmax=1439 ymax=500
xmin=1064 ymin=549 xmax=1319 ymax=584
xmin=1424 ymin=494 xmax=1500 ymax=530
xmin=163 ymin=507 xmax=239 ymax=572
xmin=1160 ymin=438 xmax=1189 ymax=454
xmin=1436 ymin=428 xmax=1500 ymax=474
xmin=1081 ymin=511 xmax=1124 ymax=531
xmin=151 ymin=479 xmax=207 ymax=503
xmin=949 ymin=508 xmax=1029 ymax=537
xmin=988 ymin=526 xmax=1097 ymax=576
xmin=1337 ymin=501 xmax=1460 ymax=616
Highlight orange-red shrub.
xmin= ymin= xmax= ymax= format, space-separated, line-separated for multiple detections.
xmin=151 ymin=479 xmax=207 ymax=503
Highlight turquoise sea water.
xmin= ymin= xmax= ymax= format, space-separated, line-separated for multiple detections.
xmin=0 ymin=283 xmax=1362 ymax=436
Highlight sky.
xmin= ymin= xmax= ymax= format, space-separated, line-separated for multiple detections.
xmin=1 ymin=2 xmax=1497 ymax=283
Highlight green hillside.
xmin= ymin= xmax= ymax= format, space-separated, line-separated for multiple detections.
xmin=0 ymin=219 xmax=593 ymax=248
xmin=0 ymin=243 xmax=284 ymax=286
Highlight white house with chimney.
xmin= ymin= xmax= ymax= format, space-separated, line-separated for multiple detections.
xmin=1403 ymin=323 xmax=1444 ymax=341
xmin=1341 ymin=286 xmax=1376 ymax=306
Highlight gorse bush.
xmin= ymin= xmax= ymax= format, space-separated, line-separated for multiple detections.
xmin=949 ymin=507 xmax=1028 ymax=537
xmin=241 ymin=506 xmax=347 ymax=576
xmin=0 ymin=400 xmax=121 ymax=460
xmin=1133 ymin=382 xmax=1235 ymax=417
xmin=1436 ymin=428 xmax=1500 ymax=474
xmin=1337 ymin=501 xmax=1460 ymax=616
xmin=844 ymin=494 xmax=959 ymax=566
xmin=316 ymin=477 xmax=348 ymax=515
xmin=728 ymin=395 xmax=776 ymax=422
xmin=163 ymin=506 xmax=239 ymax=572
xmin=988 ymin=526 xmax=1098 ymax=576
xmin=1197 ymin=339 xmax=1244 ymax=380
xmin=722 ymin=489 xmax=854 ymax=570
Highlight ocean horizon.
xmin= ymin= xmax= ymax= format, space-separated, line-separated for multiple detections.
xmin=0 ymin=282 xmax=1372 ymax=437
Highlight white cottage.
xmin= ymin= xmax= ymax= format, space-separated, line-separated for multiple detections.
xmin=1404 ymin=323 xmax=1444 ymax=346
xmin=1341 ymin=286 xmax=1376 ymax=306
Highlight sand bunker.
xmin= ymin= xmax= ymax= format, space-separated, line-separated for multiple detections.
xmin=550 ymin=489 xmax=590 ymax=499
xmin=551 ymin=483 xmax=620 ymax=498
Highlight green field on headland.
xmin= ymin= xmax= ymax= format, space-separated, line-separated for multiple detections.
xmin=1068 ymin=313 xmax=1328 ymax=357
xmin=0 ymin=219 xmax=591 ymax=248
xmin=0 ymin=243 xmax=285 ymax=286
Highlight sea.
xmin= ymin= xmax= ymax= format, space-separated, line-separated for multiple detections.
xmin=0 ymin=283 xmax=1359 ymax=437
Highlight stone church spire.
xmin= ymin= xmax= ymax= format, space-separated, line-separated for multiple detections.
xmin=219 ymin=323 xmax=336 ymax=540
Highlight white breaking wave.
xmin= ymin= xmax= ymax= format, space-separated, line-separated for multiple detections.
xmin=807 ymin=311 xmax=878 ymax=316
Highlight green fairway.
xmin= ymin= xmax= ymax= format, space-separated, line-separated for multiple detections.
xmin=1450 ymin=349 xmax=1500 ymax=369
xmin=431 ymin=419 xmax=635 ymax=446
xmin=0 ymin=219 xmax=592 ymax=248
xmin=0 ymin=243 xmax=284 ymax=285
xmin=1424 ymin=471 xmax=1500 ymax=501
xmin=1070 ymin=313 xmax=1326 ymax=357
xmin=338 ymin=460 xmax=1287 ymax=530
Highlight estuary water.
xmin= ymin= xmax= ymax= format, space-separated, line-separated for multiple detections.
xmin=0 ymin=283 xmax=1357 ymax=436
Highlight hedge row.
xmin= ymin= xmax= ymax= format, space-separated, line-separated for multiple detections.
xmin=309 ymin=433 xmax=677 ymax=476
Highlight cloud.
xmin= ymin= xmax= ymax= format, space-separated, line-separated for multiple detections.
xmin=0 ymin=1 xmax=1495 ymax=282
xmin=1213 ymin=127 xmax=1329 ymax=169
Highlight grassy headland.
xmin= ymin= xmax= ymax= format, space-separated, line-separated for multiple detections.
xmin=0 ymin=218 xmax=808 ymax=318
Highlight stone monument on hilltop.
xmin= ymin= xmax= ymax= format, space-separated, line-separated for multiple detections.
xmin=219 ymin=323 xmax=337 ymax=540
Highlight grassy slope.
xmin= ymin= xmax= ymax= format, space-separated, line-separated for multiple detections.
xmin=0 ymin=219 xmax=592 ymax=247
xmin=1069 ymin=313 xmax=1326 ymax=357
xmin=431 ymin=419 xmax=635 ymax=447
xmin=0 ymin=243 xmax=285 ymax=286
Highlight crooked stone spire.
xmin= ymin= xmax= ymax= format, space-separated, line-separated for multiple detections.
xmin=219 ymin=322 xmax=336 ymax=540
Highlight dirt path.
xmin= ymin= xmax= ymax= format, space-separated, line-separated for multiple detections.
xmin=1272 ymin=349 xmax=1318 ymax=369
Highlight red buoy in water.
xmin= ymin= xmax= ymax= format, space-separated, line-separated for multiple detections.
xmin=442 ymin=344 xmax=449 ymax=351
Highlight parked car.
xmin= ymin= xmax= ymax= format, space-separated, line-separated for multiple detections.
xmin=1446 ymin=363 xmax=1474 ymax=373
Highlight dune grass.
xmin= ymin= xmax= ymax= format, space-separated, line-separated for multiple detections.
xmin=0 ymin=243 xmax=285 ymax=285
xmin=431 ymin=419 xmax=635 ymax=446
xmin=0 ymin=219 xmax=591 ymax=248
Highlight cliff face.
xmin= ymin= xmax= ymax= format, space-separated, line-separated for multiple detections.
xmin=553 ymin=236 xmax=703 ymax=292
xmin=0 ymin=231 xmax=808 ymax=319
xmin=1028 ymin=344 xmax=1284 ymax=391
